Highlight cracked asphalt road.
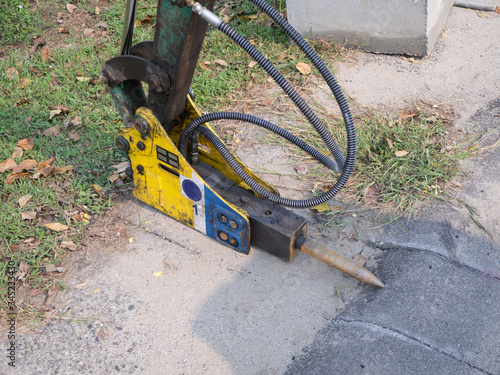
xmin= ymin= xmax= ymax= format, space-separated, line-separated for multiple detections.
xmin=286 ymin=248 xmax=500 ymax=375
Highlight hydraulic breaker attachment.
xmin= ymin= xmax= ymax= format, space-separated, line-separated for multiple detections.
xmin=117 ymin=106 xmax=252 ymax=253
xmin=102 ymin=0 xmax=384 ymax=287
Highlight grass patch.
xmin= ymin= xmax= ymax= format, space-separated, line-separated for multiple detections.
xmin=268 ymin=102 xmax=479 ymax=215
xmin=191 ymin=0 xmax=347 ymax=110
xmin=0 ymin=2 xmax=126 ymax=321
xmin=0 ymin=0 xmax=47 ymax=47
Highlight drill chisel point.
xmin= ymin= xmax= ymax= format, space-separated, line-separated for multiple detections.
xmin=296 ymin=236 xmax=385 ymax=288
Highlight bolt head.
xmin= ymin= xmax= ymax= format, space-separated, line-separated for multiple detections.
xmin=134 ymin=118 xmax=149 ymax=134
xmin=116 ymin=136 xmax=130 ymax=152
xmin=137 ymin=141 xmax=146 ymax=151
xmin=99 ymin=74 xmax=109 ymax=85
xmin=148 ymin=75 xmax=159 ymax=87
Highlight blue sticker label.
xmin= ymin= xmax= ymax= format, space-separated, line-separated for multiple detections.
xmin=182 ymin=179 xmax=202 ymax=202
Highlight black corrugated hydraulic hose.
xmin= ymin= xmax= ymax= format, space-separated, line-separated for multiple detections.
xmin=179 ymin=112 xmax=339 ymax=170
xmin=182 ymin=0 xmax=356 ymax=208
xmin=216 ymin=22 xmax=346 ymax=172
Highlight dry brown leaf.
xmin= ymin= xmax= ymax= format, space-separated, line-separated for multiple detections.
xmin=72 ymin=211 xmax=85 ymax=222
xmin=38 ymin=162 xmax=54 ymax=177
xmin=11 ymin=147 xmax=23 ymax=159
xmin=199 ymin=61 xmax=210 ymax=71
xmin=43 ymin=125 xmax=60 ymax=136
xmin=95 ymin=6 xmax=101 ymax=14
xmin=296 ymin=62 xmax=312 ymax=75
xmin=61 ymin=240 xmax=77 ymax=250
xmin=43 ymin=157 xmax=56 ymax=165
xmin=0 ymin=159 xmax=16 ymax=173
xmin=41 ymin=48 xmax=51 ymax=63
xmin=15 ymin=260 xmax=30 ymax=280
xmin=112 ymin=161 xmax=130 ymax=174
xmin=59 ymin=27 xmax=70 ymax=34
xmin=109 ymin=174 xmax=120 ymax=183
xmin=8 ymin=244 xmax=21 ymax=252
xmin=76 ymin=76 xmax=92 ymax=82
xmin=12 ymin=159 xmax=37 ymax=174
xmin=276 ymin=51 xmax=286 ymax=63
xmin=68 ymin=131 xmax=80 ymax=141
xmin=386 ymin=138 xmax=394 ymax=149
xmin=49 ymin=109 xmax=62 ymax=119
xmin=321 ymin=184 xmax=333 ymax=193
xmin=44 ymin=264 xmax=58 ymax=273
xmin=213 ymin=59 xmax=228 ymax=67
xmin=83 ymin=29 xmax=94 ymax=38
xmin=398 ymin=110 xmax=417 ymax=123
xmin=13 ymin=159 xmax=37 ymax=174
xmin=14 ymin=99 xmax=29 ymax=107
xmin=44 ymin=222 xmax=69 ymax=232
xmin=88 ymin=227 xmax=105 ymax=236
xmin=248 ymin=60 xmax=257 ymax=68
xmin=6 ymin=67 xmax=19 ymax=79
xmin=33 ymin=37 xmax=46 ymax=49
xmin=395 ymin=150 xmax=409 ymax=157
xmin=16 ymin=138 xmax=34 ymax=151
xmin=366 ymin=185 xmax=379 ymax=198
xmin=21 ymin=211 xmax=37 ymax=220
xmin=140 ymin=15 xmax=154 ymax=24
xmin=5 ymin=172 xmax=30 ymax=185
xmin=311 ymin=203 xmax=330 ymax=213
xmin=49 ymin=105 xmax=70 ymax=112
xmin=70 ymin=116 xmax=82 ymax=126
xmin=52 ymin=165 xmax=73 ymax=175
xmin=66 ymin=3 xmax=76 ymax=13
xmin=18 ymin=194 xmax=32 ymax=208
xmin=18 ymin=78 xmax=32 ymax=88
xmin=92 ymin=183 xmax=104 ymax=196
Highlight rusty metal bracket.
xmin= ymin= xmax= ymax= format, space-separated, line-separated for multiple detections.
xmin=100 ymin=55 xmax=171 ymax=93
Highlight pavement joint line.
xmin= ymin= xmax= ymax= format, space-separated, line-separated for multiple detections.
xmin=367 ymin=241 xmax=500 ymax=283
xmin=146 ymin=228 xmax=189 ymax=249
xmin=334 ymin=318 xmax=494 ymax=375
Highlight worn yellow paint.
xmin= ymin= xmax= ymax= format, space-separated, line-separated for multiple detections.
xmin=118 ymin=108 xmax=194 ymax=227
xmin=117 ymin=105 xmax=251 ymax=233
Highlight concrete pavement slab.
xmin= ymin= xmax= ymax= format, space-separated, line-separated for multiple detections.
xmin=286 ymin=249 xmax=500 ymax=375
xmin=6 ymin=199 xmax=375 ymax=375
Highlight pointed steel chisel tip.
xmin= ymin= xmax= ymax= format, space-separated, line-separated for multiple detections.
xmin=295 ymin=236 xmax=385 ymax=288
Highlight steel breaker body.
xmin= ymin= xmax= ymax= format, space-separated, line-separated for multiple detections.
xmin=100 ymin=0 xmax=384 ymax=286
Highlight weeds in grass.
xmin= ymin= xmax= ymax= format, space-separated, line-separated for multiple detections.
xmin=0 ymin=0 xmax=46 ymax=46
xmin=267 ymin=103 xmax=480 ymax=215
xmin=0 ymin=1 xmax=128 ymax=319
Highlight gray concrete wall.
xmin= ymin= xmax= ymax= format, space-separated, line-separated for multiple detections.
xmin=286 ymin=0 xmax=455 ymax=56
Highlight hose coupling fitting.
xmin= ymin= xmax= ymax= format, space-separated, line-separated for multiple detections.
xmin=187 ymin=1 xmax=222 ymax=28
